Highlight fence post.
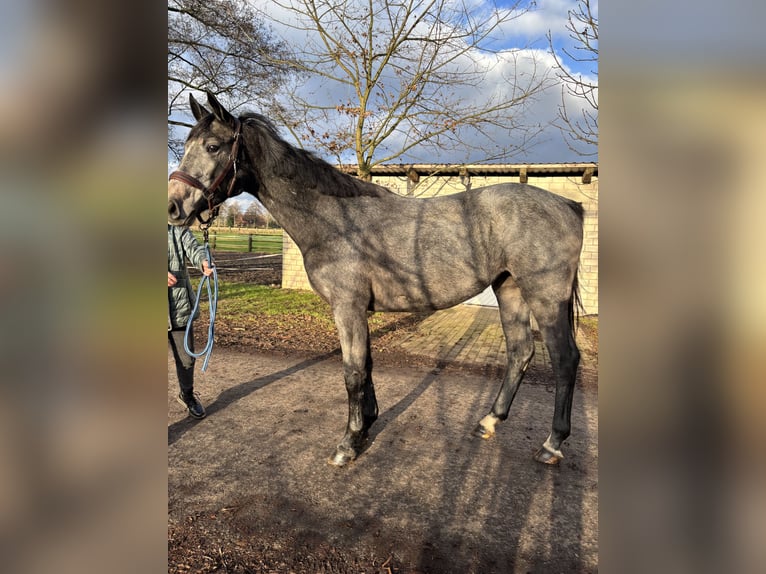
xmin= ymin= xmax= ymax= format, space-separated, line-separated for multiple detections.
xmin=248 ymin=234 xmax=253 ymax=252
xmin=211 ymin=230 xmax=216 ymax=250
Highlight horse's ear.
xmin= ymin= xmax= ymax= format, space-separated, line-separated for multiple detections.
xmin=206 ymin=90 xmax=237 ymax=129
xmin=189 ymin=94 xmax=210 ymax=121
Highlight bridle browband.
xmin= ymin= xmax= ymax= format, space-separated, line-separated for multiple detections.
xmin=168 ymin=117 xmax=242 ymax=225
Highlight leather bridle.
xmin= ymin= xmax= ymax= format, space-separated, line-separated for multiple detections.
xmin=168 ymin=117 xmax=242 ymax=225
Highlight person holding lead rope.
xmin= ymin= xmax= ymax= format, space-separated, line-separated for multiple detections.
xmin=168 ymin=224 xmax=214 ymax=419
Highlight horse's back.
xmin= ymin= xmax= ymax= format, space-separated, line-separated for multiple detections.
xmin=471 ymin=182 xmax=583 ymax=226
xmin=471 ymin=182 xmax=584 ymax=254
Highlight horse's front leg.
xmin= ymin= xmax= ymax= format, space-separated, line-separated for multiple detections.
xmin=329 ymin=305 xmax=378 ymax=467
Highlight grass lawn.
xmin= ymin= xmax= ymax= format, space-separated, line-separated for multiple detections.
xmin=216 ymin=283 xmax=334 ymax=325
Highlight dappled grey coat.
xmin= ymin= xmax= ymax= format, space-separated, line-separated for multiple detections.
xmin=168 ymin=225 xmax=208 ymax=330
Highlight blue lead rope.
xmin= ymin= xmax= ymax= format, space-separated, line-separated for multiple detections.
xmin=184 ymin=238 xmax=218 ymax=372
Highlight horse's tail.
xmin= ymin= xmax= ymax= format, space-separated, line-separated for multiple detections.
xmin=566 ymin=199 xmax=586 ymax=339
xmin=567 ymin=199 xmax=585 ymax=221
xmin=569 ymin=272 xmax=585 ymax=340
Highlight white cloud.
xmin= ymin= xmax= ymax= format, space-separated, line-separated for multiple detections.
xmin=504 ymin=0 xmax=574 ymax=40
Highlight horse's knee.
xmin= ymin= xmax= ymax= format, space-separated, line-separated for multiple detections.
xmin=343 ymin=364 xmax=364 ymax=390
xmin=345 ymin=361 xmax=375 ymax=396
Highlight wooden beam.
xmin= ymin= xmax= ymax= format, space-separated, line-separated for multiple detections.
xmin=459 ymin=166 xmax=470 ymax=187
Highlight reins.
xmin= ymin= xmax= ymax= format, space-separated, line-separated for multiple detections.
xmin=184 ymin=225 xmax=218 ymax=372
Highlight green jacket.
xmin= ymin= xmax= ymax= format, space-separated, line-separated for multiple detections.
xmin=168 ymin=225 xmax=208 ymax=330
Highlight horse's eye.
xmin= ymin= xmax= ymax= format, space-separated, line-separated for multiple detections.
xmin=206 ymin=144 xmax=220 ymax=153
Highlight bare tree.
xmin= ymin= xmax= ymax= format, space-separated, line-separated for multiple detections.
xmin=547 ymin=0 xmax=598 ymax=156
xmin=255 ymin=0 xmax=552 ymax=179
xmin=168 ymin=0 xmax=292 ymax=159
xmin=242 ymin=202 xmax=270 ymax=228
xmin=217 ymin=202 xmax=241 ymax=228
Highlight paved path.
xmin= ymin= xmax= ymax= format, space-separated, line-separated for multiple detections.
xmin=399 ymin=305 xmax=551 ymax=370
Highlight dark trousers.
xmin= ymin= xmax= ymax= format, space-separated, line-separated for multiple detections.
xmin=168 ymin=328 xmax=195 ymax=398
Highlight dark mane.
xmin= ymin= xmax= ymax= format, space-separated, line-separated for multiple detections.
xmin=238 ymin=113 xmax=389 ymax=199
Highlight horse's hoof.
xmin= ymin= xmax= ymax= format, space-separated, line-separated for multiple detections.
xmin=327 ymin=449 xmax=356 ymax=467
xmin=473 ymin=424 xmax=494 ymax=440
xmin=473 ymin=414 xmax=499 ymax=440
xmin=535 ymin=446 xmax=564 ymax=466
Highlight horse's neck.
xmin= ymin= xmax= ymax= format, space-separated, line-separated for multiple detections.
xmin=256 ymin=181 xmax=325 ymax=250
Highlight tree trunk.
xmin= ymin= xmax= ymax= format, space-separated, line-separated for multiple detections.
xmin=357 ymin=163 xmax=372 ymax=182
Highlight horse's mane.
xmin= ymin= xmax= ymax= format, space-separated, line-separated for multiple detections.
xmin=239 ymin=113 xmax=390 ymax=199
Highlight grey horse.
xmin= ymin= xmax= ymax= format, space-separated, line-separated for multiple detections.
xmin=168 ymin=91 xmax=584 ymax=467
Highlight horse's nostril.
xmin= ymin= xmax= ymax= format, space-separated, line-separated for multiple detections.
xmin=168 ymin=199 xmax=181 ymax=219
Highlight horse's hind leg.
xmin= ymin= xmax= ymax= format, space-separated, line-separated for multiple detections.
xmin=328 ymin=303 xmax=379 ymax=467
xmin=529 ymin=299 xmax=580 ymax=465
xmin=474 ymin=275 xmax=534 ymax=439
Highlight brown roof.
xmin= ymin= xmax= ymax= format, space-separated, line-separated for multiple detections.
xmin=337 ymin=162 xmax=598 ymax=178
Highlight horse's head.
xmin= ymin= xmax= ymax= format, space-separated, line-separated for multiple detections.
xmin=168 ymin=91 xmax=248 ymax=226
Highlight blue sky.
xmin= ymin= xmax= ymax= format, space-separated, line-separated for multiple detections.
xmin=512 ymin=0 xmax=598 ymax=76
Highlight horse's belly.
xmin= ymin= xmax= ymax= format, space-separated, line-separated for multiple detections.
xmin=370 ymin=275 xmax=488 ymax=312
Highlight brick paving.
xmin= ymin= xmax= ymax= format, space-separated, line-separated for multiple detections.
xmin=399 ymin=304 xmax=551 ymax=370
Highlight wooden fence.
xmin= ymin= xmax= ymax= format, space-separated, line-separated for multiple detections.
xmin=191 ymin=228 xmax=283 ymax=254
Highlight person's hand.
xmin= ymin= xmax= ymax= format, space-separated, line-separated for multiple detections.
xmin=201 ymin=260 xmax=214 ymax=277
xmin=168 ymin=272 xmax=177 ymax=287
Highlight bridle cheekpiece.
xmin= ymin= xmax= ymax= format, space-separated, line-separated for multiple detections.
xmin=168 ymin=117 xmax=242 ymax=226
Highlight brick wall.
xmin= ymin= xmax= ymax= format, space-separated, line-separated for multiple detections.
xmin=282 ymin=168 xmax=599 ymax=315
xmin=281 ymin=232 xmax=311 ymax=290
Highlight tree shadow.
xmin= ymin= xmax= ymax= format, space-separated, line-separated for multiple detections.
xmin=413 ymin=363 xmax=593 ymax=573
xmin=361 ymin=307 xmax=495 ymax=456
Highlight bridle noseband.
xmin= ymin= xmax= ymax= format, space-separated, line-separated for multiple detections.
xmin=168 ymin=117 xmax=242 ymax=225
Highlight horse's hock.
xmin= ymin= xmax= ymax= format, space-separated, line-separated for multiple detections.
xmin=281 ymin=163 xmax=599 ymax=316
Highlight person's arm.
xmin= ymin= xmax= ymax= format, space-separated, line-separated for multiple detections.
xmin=180 ymin=227 xmax=213 ymax=275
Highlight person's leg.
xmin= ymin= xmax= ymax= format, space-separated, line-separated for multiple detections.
xmin=168 ymin=328 xmax=206 ymax=419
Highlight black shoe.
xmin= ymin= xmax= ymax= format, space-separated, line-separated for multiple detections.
xmin=177 ymin=392 xmax=206 ymax=419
